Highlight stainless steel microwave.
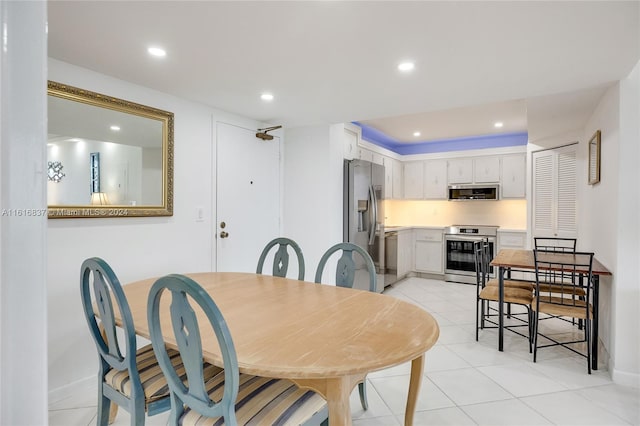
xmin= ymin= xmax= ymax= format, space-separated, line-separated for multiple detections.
xmin=448 ymin=184 xmax=499 ymax=201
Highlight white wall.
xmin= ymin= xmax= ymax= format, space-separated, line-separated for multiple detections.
xmin=141 ymin=147 xmax=162 ymax=205
xmin=283 ymin=125 xmax=344 ymax=282
xmin=46 ymin=59 xmax=265 ymax=393
xmin=0 ymin=1 xmax=48 ymax=424
xmin=48 ymin=140 xmax=142 ymax=205
xmin=579 ymin=59 xmax=640 ymax=386
xmin=579 ymin=84 xmax=619 ymax=369
xmin=613 ymin=59 xmax=640 ymax=386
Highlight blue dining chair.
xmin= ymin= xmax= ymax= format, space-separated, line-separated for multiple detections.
xmin=80 ymin=257 xmax=193 ymax=425
xmin=314 ymin=242 xmax=376 ymax=410
xmin=256 ymin=237 xmax=306 ymax=280
xmin=147 ymin=274 xmax=327 ymax=425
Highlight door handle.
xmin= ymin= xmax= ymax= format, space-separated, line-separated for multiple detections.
xmin=220 ymin=231 xmax=229 ymax=238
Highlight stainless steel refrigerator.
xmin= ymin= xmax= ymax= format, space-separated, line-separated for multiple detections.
xmin=343 ymin=159 xmax=385 ymax=292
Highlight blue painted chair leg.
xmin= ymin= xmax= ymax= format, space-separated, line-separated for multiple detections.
xmin=97 ymin=391 xmax=110 ymax=426
xmin=358 ymin=381 xmax=368 ymax=410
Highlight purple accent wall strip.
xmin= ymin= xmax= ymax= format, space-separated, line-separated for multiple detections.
xmin=354 ymin=122 xmax=528 ymax=155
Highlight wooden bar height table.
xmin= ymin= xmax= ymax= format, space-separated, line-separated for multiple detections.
xmin=491 ymin=249 xmax=611 ymax=370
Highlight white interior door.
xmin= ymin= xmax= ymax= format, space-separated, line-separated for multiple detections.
xmin=216 ymin=122 xmax=280 ymax=272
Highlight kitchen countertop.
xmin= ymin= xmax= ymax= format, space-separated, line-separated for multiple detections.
xmin=385 ymin=225 xmax=446 ymax=233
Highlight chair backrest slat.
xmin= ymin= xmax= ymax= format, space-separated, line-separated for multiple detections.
xmin=314 ymin=242 xmax=377 ymax=292
xmin=533 ymin=250 xmax=594 ymax=309
xmin=80 ymin=258 xmax=141 ymax=392
xmin=534 ymin=237 xmax=577 ymax=253
xmin=148 ymin=274 xmax=240 ymax=424
xmin=256 ymin=237 xmax=305 ymax=281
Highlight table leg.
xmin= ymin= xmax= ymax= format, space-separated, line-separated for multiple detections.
xmin=325 ymin=377 xmax=352 ymax=426
xmin=498 ymin=266 xmax=504 ymax=351
xmin=592 ymin=275 xmax=599 ymax=371
xmin=404 ymin=355 xmax=424 ymax=426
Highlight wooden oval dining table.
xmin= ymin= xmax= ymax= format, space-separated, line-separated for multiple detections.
xmin=116 ymin=272 xmax=440 ymax=425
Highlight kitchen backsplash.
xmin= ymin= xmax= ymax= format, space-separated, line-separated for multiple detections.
xmin=384 ymin=199 xmax=527 ymax=229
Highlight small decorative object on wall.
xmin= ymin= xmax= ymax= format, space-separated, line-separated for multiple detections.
xmin=47 ymin=161 xmax=65 ymax=183
xmin=588 ymin=130 xmax=601 ymax=185
xmin=90 ymin=152 xmax=100 ymax=193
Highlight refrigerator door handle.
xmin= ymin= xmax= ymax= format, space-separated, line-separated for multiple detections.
xmin=368 ymin=184 xmax=377 ymax=246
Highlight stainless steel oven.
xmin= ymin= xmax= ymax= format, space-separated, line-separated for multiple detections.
xmin=444 ymin=225 xmax=498 ymax=284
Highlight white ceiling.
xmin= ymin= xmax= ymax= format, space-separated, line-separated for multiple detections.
xmin=47 ymin=1 xmax=639 ymax=144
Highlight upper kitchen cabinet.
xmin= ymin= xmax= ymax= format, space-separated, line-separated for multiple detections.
xmin=382 ymin=156 xmax=393 ymax=198
xmin=447 ymin=158 xmax=473 ymax=183
xmin=473 ymin=156 xmax=500 ymax=183
xmin=403 ymin=161 xmax=424 ymax=199
xmin=391 ymin=159 xmax=403 ymax=199
xmin=382 ymin=156 xmax=403 ymax=199
xmin=501 ymin=153 xmax=526 ymax=198
xmin=448 ymin=156 xmax=501 ymax=185
xmin=423 ymin=160 xmax=448 ymax=199
xmin=532 ymin=144 xmax=577 ymax=238
xmin=343 ymin=123 xmax=361 ymax=160
xmin=358 ymin=147 xmax=374 ymax=162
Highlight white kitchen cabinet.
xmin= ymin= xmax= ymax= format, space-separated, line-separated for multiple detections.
xmin=474 ymin=156 xmax=500 ymax=183
xmin=532 ymin=145 xmax=577 ymax=238
xmin=370 ymin=150 xmax=384 ymax=165
xmin=392 ymin=159 xmax=403 ymax=199
xmin=501 ymin=154 xmax=526 ymax=198
xmin=358 ymin=148 xmax=374 ymax=163
xmin=414 ymin=229 xmax=443 ymax=274
xmin=382 ymin=156 xmax=393 ymax=199
xmin=403 ymin=162 xmax=424 ymax=199
xmin=447 ymin=158 xmax=473 ymax=184
xmin=423 ymin=159 xmax=447 ymax=199
xmin=397 ymin=229 xmax=413 ymax=278
xmin=343 ymin=125 xmax=359 ymax=160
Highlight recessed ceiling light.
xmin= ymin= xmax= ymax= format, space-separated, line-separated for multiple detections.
xmin=260 ymin=93 xmax=274 ymax=101
xmin=147 ymin=47 xmax=166 ymax=57
xmin=494 ymin=122 xmax=504 ymax=128
xmin=398 ymin=62 xmax=415 ymax=72
xmin=413 ymin=131 xmax=421 ymax=137
xmin=110 ymin=125 xmax=121 ymax=131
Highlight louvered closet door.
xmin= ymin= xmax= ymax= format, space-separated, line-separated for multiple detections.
xmin=532 ymin=144 xmax=577 ymax=239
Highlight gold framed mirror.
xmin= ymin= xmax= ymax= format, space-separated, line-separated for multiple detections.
xmin=588 ymin=130 xmax=601 ymax=185
xmin=47 ymin=81 xmax=173 ymax=218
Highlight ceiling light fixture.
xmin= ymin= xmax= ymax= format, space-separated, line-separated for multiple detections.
xmin=494 ymin=122 xmax=504 ymax=128
xmin=413 ymin=131 xmax=421 ymax=137
xmin=110 ymin=125 xmax=120 ymax=131
xmin=398 ymin=62 xmax=415 ymax=72
xmin=260 ymin=93 xmax=274 ymax=101
xmin=147 ymin=47 xmax=166 ymax=57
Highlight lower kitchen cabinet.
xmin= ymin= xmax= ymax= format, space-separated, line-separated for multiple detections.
xmin=397 ymin=229 xmax=413 ymax=278
xmin=414 ymin=229 xmax=444 ymax=274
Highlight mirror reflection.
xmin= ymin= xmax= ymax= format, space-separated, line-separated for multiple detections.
xmin=47 ymin=81 xmax=173 ymax=218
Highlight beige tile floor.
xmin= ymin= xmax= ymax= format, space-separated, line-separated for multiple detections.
xmin=49 ymin=277 xmax=639 ymax=426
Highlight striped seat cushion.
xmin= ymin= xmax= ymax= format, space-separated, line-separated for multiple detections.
xmin=181 ymin=371 xmax=327 ymax=426
xmin=104 ymin=344 xmax=223 ymax=406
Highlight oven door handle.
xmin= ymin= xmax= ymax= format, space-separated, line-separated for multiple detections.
xmin=445 ymin=235 xmax=492 ymax=243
